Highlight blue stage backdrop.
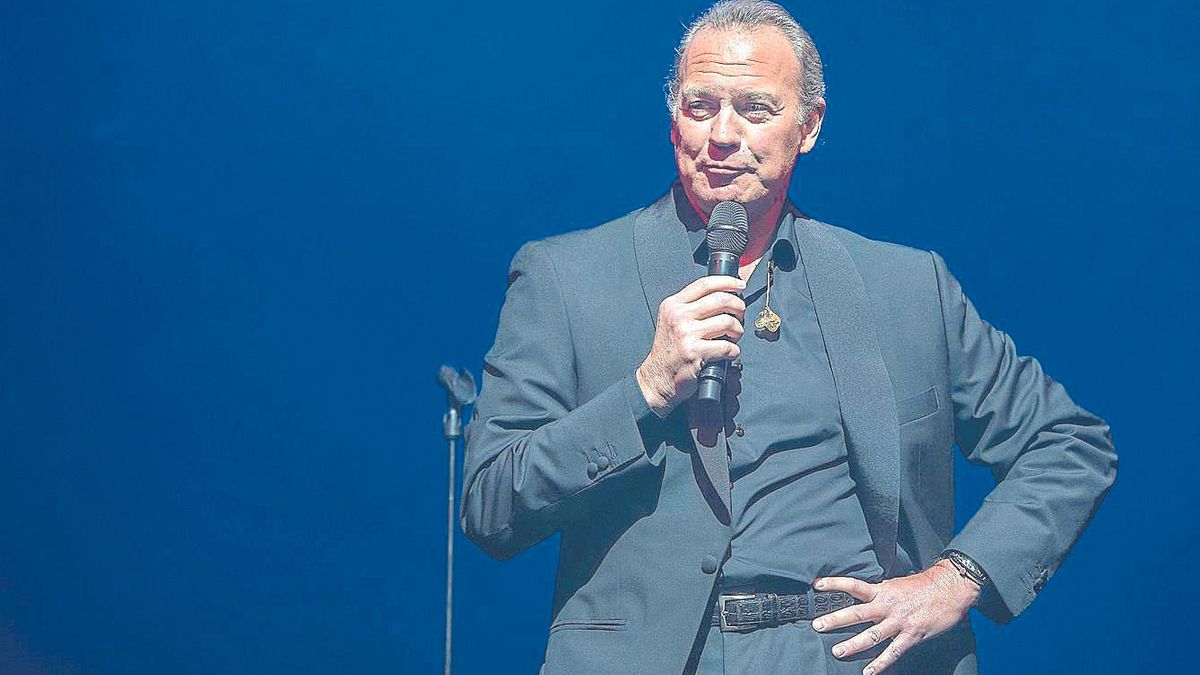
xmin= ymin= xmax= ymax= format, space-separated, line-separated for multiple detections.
xmin=2 ymin=1 xmax=1195 ymax=672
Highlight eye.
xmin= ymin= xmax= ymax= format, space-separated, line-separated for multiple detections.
xmin=685 ymin=100 xmax=717 ymax=118
xmin=743 ymin=102 xmax=774 ymax=120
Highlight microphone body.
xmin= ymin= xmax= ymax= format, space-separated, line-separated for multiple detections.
xmin=695 ymin=250 xmax=740 ymax=404
xmin=696 ymin=201 xmax=749 ymax=405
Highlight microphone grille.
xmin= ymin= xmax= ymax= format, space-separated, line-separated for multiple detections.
xmin=706 ymin=201 xmax=749 ymax=255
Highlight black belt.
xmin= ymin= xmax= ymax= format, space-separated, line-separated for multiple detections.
xmin=709 ymin=590 xmax=861 ymax=632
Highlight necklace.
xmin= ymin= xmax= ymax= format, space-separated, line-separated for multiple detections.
xmin=753 ymin=259 xmax=782 ymax=334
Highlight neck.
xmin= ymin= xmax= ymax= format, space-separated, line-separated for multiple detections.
xmin=685 ymin=189 xmax=788 ymax=265
xmin=740 ymin=193 xmax=787 ymax=264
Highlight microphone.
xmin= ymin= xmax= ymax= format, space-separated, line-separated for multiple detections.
xmin=696 ymin=201 xmax=749 ymax=405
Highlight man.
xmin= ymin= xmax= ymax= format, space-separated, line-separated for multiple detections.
xmin=460 ymin=2 xmax=1117 ymax=674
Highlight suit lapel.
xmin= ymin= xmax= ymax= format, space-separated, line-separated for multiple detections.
xmin=793 ymin=214 xmax=901 ymax=574
xmin=633 ymin=185 xmax=732 ymax=523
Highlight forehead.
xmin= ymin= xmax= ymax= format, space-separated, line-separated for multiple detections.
xmin=679 ymin=27 xmax=800 ymax=93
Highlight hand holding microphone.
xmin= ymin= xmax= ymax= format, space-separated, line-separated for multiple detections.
xmin=636 ymin=201 xmax=749 ymax=416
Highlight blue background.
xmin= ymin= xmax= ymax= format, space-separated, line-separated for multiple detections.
xmin=2 ymin=1 xmax=1195 ymax=672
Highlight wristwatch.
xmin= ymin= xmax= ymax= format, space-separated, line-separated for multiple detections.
xmin=935 ymin=549 xmax=990 ymax=589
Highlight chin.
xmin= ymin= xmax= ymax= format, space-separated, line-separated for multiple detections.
xmin=697 ymin=180 xmax=765 ymax=207
xmin=685 ymin=173 xmax=730 ymax=196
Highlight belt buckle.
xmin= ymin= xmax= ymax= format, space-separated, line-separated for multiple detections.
xmin=718 ymin=593 xmax=757 ymax=632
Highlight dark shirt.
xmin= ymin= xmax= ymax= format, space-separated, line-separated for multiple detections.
xmin=684 ymin=207 xmax=884 ymax=589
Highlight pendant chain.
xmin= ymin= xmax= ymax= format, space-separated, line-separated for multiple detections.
xmin=764 ymin=259 xmax=774 ymax=309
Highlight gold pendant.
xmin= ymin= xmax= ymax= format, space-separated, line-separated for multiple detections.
xmin=754 ymin=307 xmax=781 ymax=333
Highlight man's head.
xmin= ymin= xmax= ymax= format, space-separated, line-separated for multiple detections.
xmin=667 ymin=0 xmax=826 ymax=220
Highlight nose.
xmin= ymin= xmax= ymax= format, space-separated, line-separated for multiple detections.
xmin=708 ymin=104 xmax=742 ymax=151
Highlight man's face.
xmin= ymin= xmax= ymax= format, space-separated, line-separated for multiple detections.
xmin=671 ymin=27 xmax=823 ymax=216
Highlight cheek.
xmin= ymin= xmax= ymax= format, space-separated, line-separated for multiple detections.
xmin=674 ymin=122 xmax=708 ymax=154
xmin=754 ymin=132 xmax=801 ymax=170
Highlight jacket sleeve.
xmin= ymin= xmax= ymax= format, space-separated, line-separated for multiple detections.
xmin=931 ymin=250 xmax=1118 ymax=624
xmin=460 ymin=240 xmax=666 ymax=561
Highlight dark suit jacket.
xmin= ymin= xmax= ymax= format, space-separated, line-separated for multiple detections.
xmin=461 ymin=184 xmax=1117 ymax=674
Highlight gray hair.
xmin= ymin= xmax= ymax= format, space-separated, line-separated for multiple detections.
xmin=665 ymin=0 xmax=826 ymax=121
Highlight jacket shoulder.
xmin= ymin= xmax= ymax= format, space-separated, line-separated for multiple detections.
xmin=811 ymin=218 xmax=934 ymax=269
xmin=505 ymin=204 xmax=644 ymax=278
xmin=542 ymin=206 xmax=642 ymax=257
xmin=802 ymin=218 xmax=937 ymax=299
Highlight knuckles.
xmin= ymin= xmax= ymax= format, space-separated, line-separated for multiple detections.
xmin=681 ymin=340 xmax=700 ymax=361
xmin=722 ymin=316 xmax=744 ymax=338
xmin=657 ymin=299 xmax=678 ymax=323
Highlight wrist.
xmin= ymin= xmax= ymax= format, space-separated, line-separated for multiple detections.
xmin=635 ymin=363 xmax=674 ymax=418
xmin=931 ymin=558 xmax=982 ymax=607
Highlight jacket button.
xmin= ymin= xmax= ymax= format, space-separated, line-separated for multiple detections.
xmin=1033 ymin=569 xmax=1049 ymax=592
xmin=586 ymin=462 xmax=599 ymax=479
xmin=596 ymin=455 xmax=610 ymax=470
xmin=734 ymin=425 xmax=745 ymax=437
xmin=701 ymin=555 xmax=719 ymax=574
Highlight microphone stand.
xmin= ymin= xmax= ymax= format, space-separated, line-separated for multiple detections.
xmin=436 ymin=365 xmax=476 ymax=675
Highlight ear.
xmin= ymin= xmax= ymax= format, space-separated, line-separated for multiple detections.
xmin=797 ymin=97 xmax=826 ymax=154
xmin=670 ymin=114 xmax=680 ymax=147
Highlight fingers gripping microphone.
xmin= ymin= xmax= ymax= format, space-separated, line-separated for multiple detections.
xmin=697 ymin=201 xmax=749 ymax=405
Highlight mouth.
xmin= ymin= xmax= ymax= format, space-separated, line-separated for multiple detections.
xmin=701 ymin=165 xmax=752 ymax=175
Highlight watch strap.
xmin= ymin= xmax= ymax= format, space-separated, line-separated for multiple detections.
xmin=937 ymin=548 xmax=990 ymax=589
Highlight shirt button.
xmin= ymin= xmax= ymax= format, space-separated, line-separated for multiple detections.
xmin=734 ymin=425 xmax=745 ymax=437
xmin=701 ymin=555 xmax=719 ymax=574
xmin=596 ymin=455 xmax=610 ymax=470
xmin=586 ymin=462 xmax=599 ymax=479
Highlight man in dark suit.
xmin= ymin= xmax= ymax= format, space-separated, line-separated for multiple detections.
xmin=460 ymin=2 xmax=1117 ymax=673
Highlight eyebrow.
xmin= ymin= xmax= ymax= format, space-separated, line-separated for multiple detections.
xmin=741 ymin=91 xmax=784 ymax=107
xmin=679 ymin=85 xmax=720 ymax=100
xmin=679 ymin=86 xmax=784 ymax=108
